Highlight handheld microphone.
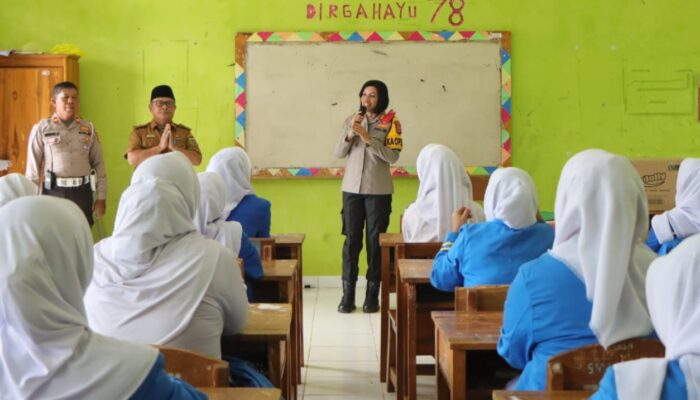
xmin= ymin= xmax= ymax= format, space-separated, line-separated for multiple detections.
xmin=359 ymin=105 xmax=367 ymax=116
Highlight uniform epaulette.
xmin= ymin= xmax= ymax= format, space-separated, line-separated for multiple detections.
xmin=175 ymin=123 xmax=191 ymax=130
xmin=133 ymin=122 xmax=150 ymax=129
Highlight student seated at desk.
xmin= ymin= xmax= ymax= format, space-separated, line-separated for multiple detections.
xmin=207 ymin=147 xmax=271 ymax=238
xmin=431 ymin=167 xmax=554 ymax=291
xmin=498 ymin=149 xmax=656 ymax=390
xmin=0 ymin=196 xmax=205 ymax=400
xmin=646 ymin=158 xmax=700 ymax=255
xmin=402 ymin=143 xmax=485 ymax=242
xmin=85 ymin=153 xmax=249 ymax=360
xmin=592 ymin=234 xmax=700 ymax=400
xmin=0 ymin=173 xmax=37 ymax=207
xmin=196 ymin=172 xmax=263 ymax=301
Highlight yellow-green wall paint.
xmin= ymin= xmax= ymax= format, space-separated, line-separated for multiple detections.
xmin=2 ymin=0 xmax=699 ymax=276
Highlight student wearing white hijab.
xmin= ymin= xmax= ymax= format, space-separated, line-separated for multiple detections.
xmin=498 ymin=149 xmax=656 ymax=390
xmin=402 ymin=144 xmax=485 ymax=242
xmin=0 ymin=172 xmax=37 ymax=207
xmin=206 ymin=147 xmax=271 ymax=238
xmin=592 ymin=234 xmax=700 ymax=400
xmin=646 ymin=158 xmax=700 ymax=255
xmin=85 ymin=152 xmax=249 ymax=359
xmin=0 ymin=196 xmax=205 ymax=400
xmin=195 ymin=171 xmax=263 ymax=301
xmin=430 ymin=167 xmax=553 ymax=291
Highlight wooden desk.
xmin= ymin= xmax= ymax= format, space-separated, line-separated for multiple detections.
xmin=492 ymin=390 xmax=593 ymax=400
xmin=197 ymin=387 xmax=282 ymax=400
xmin=397 ymin=259 xmax=454 ymax=400
xmin=221 ymin=303 xmax=293 ymax=400
xmin=432 ymin=311 xmax=503 ymax=400
xmin=271 ymin=233 xmax=305 ymax=379
xmin=255 ymin=259 xmax=298 ymax=389
xmin=379 ymin=233 xmax=441 ymax=386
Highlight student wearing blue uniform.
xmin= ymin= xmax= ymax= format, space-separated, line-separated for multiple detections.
xmin=431 ymin=167 xmax=553 ymax=291
xmin=85 ymin=153 xmax=249 ymax=361
xmin=207 ymin=147 xmax=271 ymax=238
xmin=498 ymin=149 xmax=656 ymax=390
xmin=591 ymin=234 xmax=700 ymax=400
xmin=646 ymin=158 xmax=700 ymax=255
xmin=0 ymin=196 xmax=204 ymax=400
xmin=402 ymin=144 xmax=485 ymax=242
xmin=195 ymin=172 xmax=264 ymax=301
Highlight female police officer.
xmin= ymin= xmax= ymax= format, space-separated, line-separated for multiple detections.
xmin=334 ymin=80 xmax=402 ymax=313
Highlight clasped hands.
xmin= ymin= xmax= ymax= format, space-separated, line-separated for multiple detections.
xmin=158 ymin=123 xmax=182 ymax=152
xmin=451 ymin=206 xmax=473 ymax=233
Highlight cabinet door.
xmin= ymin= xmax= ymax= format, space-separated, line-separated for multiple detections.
xmin=0 ymin=67 xmax=64 ymax=177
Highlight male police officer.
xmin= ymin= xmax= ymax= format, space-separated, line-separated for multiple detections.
xmin=26 ymin=81 xmax=107 ymax=226
xmin=125 ymin=85 xmax=202 ymax=167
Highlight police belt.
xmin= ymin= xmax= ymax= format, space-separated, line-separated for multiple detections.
xmin=55 ymin=175 xmax=91 ymax=188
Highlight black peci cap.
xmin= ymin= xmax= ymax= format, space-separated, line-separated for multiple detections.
xmin=151 ymin=85 xmax=175 ymax=101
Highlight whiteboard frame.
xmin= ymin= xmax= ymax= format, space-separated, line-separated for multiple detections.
xmin=234 ymin=31 xmax=512 ymax=178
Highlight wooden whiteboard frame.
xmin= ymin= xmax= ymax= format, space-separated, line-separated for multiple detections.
xmin=234 ymin=31 xmax=512 ymax=178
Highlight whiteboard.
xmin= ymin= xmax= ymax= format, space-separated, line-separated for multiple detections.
xmin=235 ymin=32 xmax=511 ymax=177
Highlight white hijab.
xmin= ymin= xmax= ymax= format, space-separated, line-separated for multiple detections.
xmin=549 ymin=149 xmax=655 ymax=348
xmin=0 ymin=197 xmax=157 ymax=400
xmin=195 ymin=172 xmax=243 ymax=257
xmin=483 ymin=167 xmax=538 ymax=229
xmin=206 ymin=147 xmax=255 ymax=217
xmin=651 ymin=158 xmax=700 ymax=243
xmin=613 ymin=234 xmax=700 ymax=400
xmin=0 ymin=173 xmax=37 ymax=208
xmin=402 ymin=144 xmax=485 ymax=242
xmin=85 ymin=152 xmax=226 ymax=345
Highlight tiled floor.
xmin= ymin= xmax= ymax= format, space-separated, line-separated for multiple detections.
xmin=298 ymin=286 xmax=437 ymax=399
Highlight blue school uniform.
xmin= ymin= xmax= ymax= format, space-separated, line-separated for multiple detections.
xmin=430 ymin=220 xmax=554 ymax=292
xmin=226 ymin=194 xmax=271 ymax=238
xmin=497 ymin=252 xmax=598 ymax=390
xmin=591 ymin=360 xmax=687 ymax=400
xmin=239 ymin=232 xmax=263 ymax=301
xmin=130 ymin=353 xmax=206 ymax=400
xmin=645 ymin=227 xmax=685 ymax=255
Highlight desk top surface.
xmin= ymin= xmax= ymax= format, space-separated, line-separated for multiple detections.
xmin=379 ymin=232 xmax=404 ymax=245
xmin=492 ymin=390 xmax=593 ymax=400
xmin=397 ymin=259 xmax=433 ymax=282
xmin=197 ymin=387 xmax=282 ymax=400
xmin=271 ymin=233 xmax=305 ymax=244
xmin=223 ymin=303 xmax=292 ymax=341
xmin=261 ymin=259 xmax=297 ymax=279
xmin=432 ymin=311 xmax=503 ymax=349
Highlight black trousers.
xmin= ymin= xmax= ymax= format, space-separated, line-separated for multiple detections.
xmin=341 ymin=192 xmax=392 ymax=283
xmin=43 ymin=184 xmax=94 ymax=226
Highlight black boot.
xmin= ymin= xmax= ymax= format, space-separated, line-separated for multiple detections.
xmin=338 ymin=280 xmax=356 ymax=313
xmin=363 ymin=280 xmax=380 ymax=313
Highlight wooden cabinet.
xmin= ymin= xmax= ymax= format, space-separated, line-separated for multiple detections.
xmin=0 ymin=54 xmax=79 ymax=177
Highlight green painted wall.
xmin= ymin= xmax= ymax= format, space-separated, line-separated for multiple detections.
xmin=2 ymin=0 xmax=699 ymax=276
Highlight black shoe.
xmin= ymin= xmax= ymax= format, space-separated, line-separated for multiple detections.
xmin=363 ymin=280 xmax=380 ymax=313
xmin=338 ymin=280 xmax=356 ymax=313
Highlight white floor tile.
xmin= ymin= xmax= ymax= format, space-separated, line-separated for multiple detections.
xmin=302 ymin=286 xmax=436 ymax=399
xmin=308 ymin=345 xmax=377 ymax=361
xmin=303 ymin=375 xmax=384 ymax=396
xmin=304 ymin=360 xmax=379 ymax=379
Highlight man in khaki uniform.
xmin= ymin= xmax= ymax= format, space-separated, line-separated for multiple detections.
xmin=125 ymin=85 xmax=202 ymax=167
xmin=26 ymin=81 xmax=107 ymax=226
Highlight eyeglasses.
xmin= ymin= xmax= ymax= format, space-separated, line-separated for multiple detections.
xmin=152 ymin=100 xmax=175 ymax=108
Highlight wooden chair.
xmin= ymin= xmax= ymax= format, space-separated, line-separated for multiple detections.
xmin=156 ymin=346 xmax=230 ymax=387
xmin=250 ymin=237 xmax=276 ymax=260
xmin=454 ymin=285 xmax=509 ymax=313
xmin=546 ymin=338 xmax=665 ymax=391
